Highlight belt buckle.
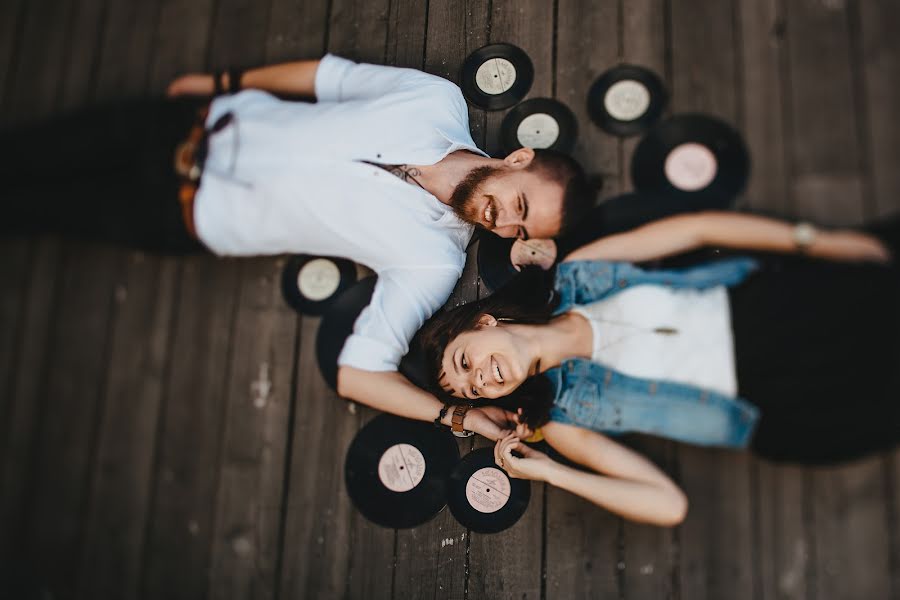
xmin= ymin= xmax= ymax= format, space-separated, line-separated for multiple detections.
xmin=174 ymin=140 xmax=201 ymax=181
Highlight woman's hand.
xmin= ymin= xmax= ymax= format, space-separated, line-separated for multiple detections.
xmin=167 ymin=73 xmax=215 ymax=97
xmin=513 ymin=408 xmax=535 ymax=439
xmin=816 ymin=230 xmax=892 ymax=263
xmin=494 ymin=434 xmax=556 ymax=481
xmin=464 ymin=406 xmax=516 ymax=441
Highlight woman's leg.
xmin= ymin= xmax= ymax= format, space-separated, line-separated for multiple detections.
xmin=730 ymin=256 xmax=900 ymax=464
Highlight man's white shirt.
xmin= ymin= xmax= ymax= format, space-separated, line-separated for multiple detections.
xmin=193 ymin=54 xmax=484 ymax=371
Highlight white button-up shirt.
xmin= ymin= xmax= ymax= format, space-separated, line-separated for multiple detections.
xmin=193 ymin=54 xmax=485 ymax=371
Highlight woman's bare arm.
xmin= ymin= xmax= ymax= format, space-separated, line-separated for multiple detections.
xmin=562 ymin=211 xmax=890 ymax=264
xmin=497 ymin=422 xmax=687 ymax=526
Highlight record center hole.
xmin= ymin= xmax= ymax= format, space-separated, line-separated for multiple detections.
xmin=399 ymin=466 xmax=404 ymax=470
xmin=486 ymin=489 xmax=490 ymax=492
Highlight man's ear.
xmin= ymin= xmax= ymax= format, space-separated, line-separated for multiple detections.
xmin=503 ymin=147 xmax=535 ymax=169
xmin=477 ymin=314 xmax=499 ymax=328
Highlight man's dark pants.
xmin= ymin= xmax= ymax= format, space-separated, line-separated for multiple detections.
xmin=2 ymin=98 xmax=206 ymax=254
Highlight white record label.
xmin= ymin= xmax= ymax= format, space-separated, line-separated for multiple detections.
xmin=475 ymin=58 xmax=517 ymax=95
xmin=465 ymin=467 xmax=511 ymax=513
xmin=516 ymin=113 xmax=560 ymax=149
xmin=664 ymin=142 xmax=718 ymax=191
xmin=297 ymin=258 xmax=341 ymax=301
xmin=377 ymin=443 xmax=426 ymax=493
xmin=603 ymin=79 xmax=652 ymax=122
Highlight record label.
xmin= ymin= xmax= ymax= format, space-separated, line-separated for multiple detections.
xmin=509 ymin=239 xmax=557 ymax=270
xmin=664 ymin=142 xmax=718 ymax=191
xmin=298 ymin=258 xmax=341 ymax=301
xmin=377 ymin=443 xmax=426 ymax=492
xmin=516 ymin=113 xmax=560 ymax=148
xmin=465 ymin=467 xmax=512 ymax=513
xmin=604 ymin=79 xmax=651 ymax=122
xmin=475 ymin=58 xmax=517 ymax=95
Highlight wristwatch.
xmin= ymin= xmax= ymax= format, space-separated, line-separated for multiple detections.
xmin=793 ymin=222 xmax=817 ymax=252
xmin=451 ymin=404 xmax=474 ymax=438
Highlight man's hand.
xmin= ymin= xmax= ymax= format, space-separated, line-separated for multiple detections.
xmin=495 ymin=435 xmax=556 ymax=481
xmin=167 ymin=73 xmax=215 ymax=97
xmin=463 ymin=406 xmax=516 ymax=441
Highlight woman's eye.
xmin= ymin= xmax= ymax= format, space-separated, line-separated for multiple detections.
xmin=471 ymin=387 xmax=479 ymax=397
xmin=461 ymin=355 xmax=469 ymax=370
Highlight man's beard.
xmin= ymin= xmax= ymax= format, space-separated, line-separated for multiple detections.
xmin=448 ymin=165 xmax=502 ymax=226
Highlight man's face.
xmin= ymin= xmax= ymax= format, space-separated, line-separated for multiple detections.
xmin=449 ymin=161 xmax=564 ymax=240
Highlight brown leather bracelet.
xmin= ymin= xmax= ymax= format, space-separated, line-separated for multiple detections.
xmin=451 ymin=405 xmax=473 ymax=438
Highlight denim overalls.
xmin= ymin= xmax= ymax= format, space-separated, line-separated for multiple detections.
xmin=545 ymin=258 xmax=761 ymax=448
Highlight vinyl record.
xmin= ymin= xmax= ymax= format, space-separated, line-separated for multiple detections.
xmin=500 ymin=98 xmax=577 ymax=155
xmin=316 ymin=277 xmax=431 ymax=391
xmin=447 ymin=447 xmax=530 ymax=534
xmin=631 ymin=114 xmax=750 ymax=209
xmin=587 ymin=64 xmax=667 ymax=137
xmin=281 ymin=254 xmax=356 ymax=316
xmin=476 ymin=231 xmax=558 ymax=294
xmin=461 ymin=43 xmax=534 ymax=111
xmin=345 ymin=414 xmax=460 ymax=529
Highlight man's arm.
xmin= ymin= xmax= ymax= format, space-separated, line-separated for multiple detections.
xmin=563 ymin=211 xmax=891 ymax=264
xmin=167 ymin=60 xmax=321 ymax=98
xmin=337 ymin=367 xmax=515 ymax=440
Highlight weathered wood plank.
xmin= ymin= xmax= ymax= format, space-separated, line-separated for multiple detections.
xmin=855 ymin=0 xmax=900 ymax=218
xmin=463 ymin=1 xmax=551 ymax=597
xmin=482 ymin=0 xmax=555 ymax=158
xmin=737 ymin=0 xmax=791 ymax=216
xmin=207 ymin=258 xmax=298 ymax=600
xmin=198 ymin=1 xmax=299 ymax=598
xmin=141 ymin=257 xmax=241 ymax=600
xmin=667 ymin=3 xmax=756 ymax=599
xmin=545 ymin=2 xmax=622 ymax=599
xmin=393 ymin=455 xmax=472 ymax=600
xmin=393 ymin=3 xmax=489 ymax=597
xmin=620 ymin=0 xmax=666 ymax=195
xmin=557 ymin=0 xmax=620 ymax=196
xmin=2 ymin=1 xmax=119 ymax=598
xmin=620 ymin=439 xmax=678 ymax=600
xmin=810 ymin=456 xmax=893 ymax=600
xmin=277 ymin=317 xmax=363 ymax=599
xmin=784 ymin=0 xmax=865 ymax=225
xmin=70 ymin=1 xmax=188 ymax=597
xmin=754 ymin=463 xmax=810 ymax=600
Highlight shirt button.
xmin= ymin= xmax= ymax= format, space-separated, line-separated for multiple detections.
xmin=618 ymin=279 xmax=627 ymax=287
xmin=376 ymin=153 xmax=382 ymax=158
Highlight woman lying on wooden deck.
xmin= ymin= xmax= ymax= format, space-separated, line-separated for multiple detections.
xmin=420 ymin=211 xmax=900 ymax=526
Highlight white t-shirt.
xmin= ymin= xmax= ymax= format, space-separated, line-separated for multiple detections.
xmin=569 ymin=285 xmax=738 ymax=396
xmin=193 ymin=54 xmax=485 ymax=371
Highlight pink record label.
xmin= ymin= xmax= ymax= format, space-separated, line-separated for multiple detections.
xmin=465 ymin=467 xmax=511 ymax=513
xmin=377 ymin=443 xmax=426 ymax=493
xmin=663 ymin=142 xmax=718 ymax=191
xmin=510 ymin=239 xmax=557 ymax=271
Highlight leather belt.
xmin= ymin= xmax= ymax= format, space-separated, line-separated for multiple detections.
xmin=173 ymin=106 xmax=210 ymax=239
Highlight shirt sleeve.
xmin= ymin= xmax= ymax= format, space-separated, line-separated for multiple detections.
xmin=338 ymin=267 xmax=460 ymax=372
xmin=315 ymin=53 xmax=461 ymax=104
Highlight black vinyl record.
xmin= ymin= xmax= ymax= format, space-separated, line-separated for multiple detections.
xmin=588 ymin=64 xmax=667 ymax=137
xmin=281 ymin=254 xmax=356 ymax=316
xmin=345 ymin=414 xmax=460 ymax=529
xmin=631 ymin=114 xmax=750 ymax=209
xmin=476 ymin=231 xmax=558 ymax=294
xmin=447 ymin=447 xmax=530 ymax=534
xmin=500 ymin=98 xmax=577 ymax=155
xmin=316 ymin=277 xmax=431 ymax=391
xmin=461 ymin=43 xmax=534 ymax=111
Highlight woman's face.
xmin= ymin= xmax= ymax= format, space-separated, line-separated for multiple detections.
xmin=438 ymin=316 xmax=536 ymax=400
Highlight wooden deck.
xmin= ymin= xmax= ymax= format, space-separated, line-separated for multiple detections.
xmin=1 ymin=0 xmax=899 ymax=598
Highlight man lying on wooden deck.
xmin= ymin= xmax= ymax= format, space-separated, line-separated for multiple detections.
xmin=3 ymin=55 xmax=594 ymax=440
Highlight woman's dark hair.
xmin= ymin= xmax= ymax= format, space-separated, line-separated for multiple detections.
xmin=418 ymin=268 xmax=559 ymax=428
